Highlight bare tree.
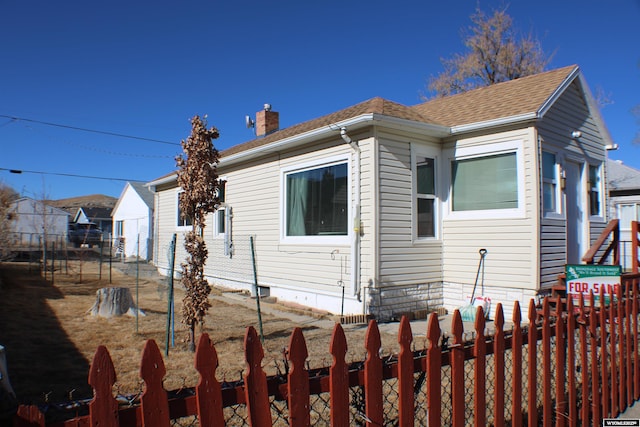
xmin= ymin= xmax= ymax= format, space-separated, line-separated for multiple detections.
xmin=0 ymin=184 xmax=19 ymax=260
xmin=426 ymin=6 xmax=551 ymax=98
xmin=175 ymin=115 xmax=220 ymax=351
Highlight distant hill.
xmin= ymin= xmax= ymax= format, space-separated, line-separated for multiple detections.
xmin=47 ymin=194 xmax=117 ymax=215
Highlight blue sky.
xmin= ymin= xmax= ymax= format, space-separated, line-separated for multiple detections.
xmin=1 ymin=0 xmax=639 ymax=200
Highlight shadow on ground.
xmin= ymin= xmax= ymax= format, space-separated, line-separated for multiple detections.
xmin=0 ymin=263 xmax=91 ymax=406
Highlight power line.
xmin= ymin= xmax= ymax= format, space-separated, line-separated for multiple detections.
xmin=0 ymin=167 xmax=146 ymax=182
xmin=0 ymin=114 xmax=181 ymax=146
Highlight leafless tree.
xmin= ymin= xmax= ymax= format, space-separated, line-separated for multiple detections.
xmin=426 ymin=6 xmax=551 ymax=98
xmin=0 ymin=184 xmax=18 ymax=260
xmin=175 ymin=115 xmax=220 ymax=351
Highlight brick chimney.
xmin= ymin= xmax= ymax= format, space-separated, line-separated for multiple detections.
xmin=255 ymin=103 xmax=279 ymax=136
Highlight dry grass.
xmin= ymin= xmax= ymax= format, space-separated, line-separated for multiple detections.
xmin=0 ymin=259 xmax=401 ymax=406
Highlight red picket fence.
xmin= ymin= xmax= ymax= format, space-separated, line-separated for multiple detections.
xmin=13 ymin=273 xmax=640 ymax=426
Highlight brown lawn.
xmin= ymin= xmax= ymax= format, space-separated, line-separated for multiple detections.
xmin=0 ymin=259 xmax=403 ymax=407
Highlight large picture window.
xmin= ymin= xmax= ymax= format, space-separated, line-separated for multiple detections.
xmin=285 ymin=162 xmax=348 ymax=237
xmin=452 ymin=152 xmax=518 ymax=211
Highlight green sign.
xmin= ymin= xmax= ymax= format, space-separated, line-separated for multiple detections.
xmin=565 ymin=264 xmax=622 ymax=305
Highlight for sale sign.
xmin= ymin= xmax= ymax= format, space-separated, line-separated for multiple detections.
xmin=565 ymin=264 xmax=622 ymax=306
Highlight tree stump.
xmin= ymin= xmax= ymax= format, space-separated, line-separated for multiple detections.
xmin=89 ymin=287 xmax=145 ymax=318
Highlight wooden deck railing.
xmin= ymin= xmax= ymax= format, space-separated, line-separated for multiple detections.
xmin=13 ymin=273 xmax=640 ymax=426
xmin=582 ymin=218 xmax=620 ymax=265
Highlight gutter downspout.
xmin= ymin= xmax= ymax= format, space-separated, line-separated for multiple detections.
xmin=341 ymin=127 xmax=363 ymax=310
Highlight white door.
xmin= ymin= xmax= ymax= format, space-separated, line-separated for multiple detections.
xmin=565 ymin=161 xmax=584 ymax=264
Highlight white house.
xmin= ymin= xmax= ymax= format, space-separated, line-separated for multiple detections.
xmin=9 ymin=197 xmax=70 ymax=246
xmin=607 ymin=159 xmax=640 ymax=271
xmin=148 ymin=65 xmax=613 ymax=321
xmin=111 ymin=182 xmax=154 ymax=260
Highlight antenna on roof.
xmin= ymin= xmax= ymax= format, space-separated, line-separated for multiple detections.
xmin=245 ymin=115 xmax=255 ymax=129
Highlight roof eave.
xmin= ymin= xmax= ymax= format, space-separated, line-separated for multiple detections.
xmin=147 ymin=174 xmax=177 ymax=189
xmin=450 ymin=112 xmax=538 ymax=134
xmin=221 ymin=114 xmax=449 ymax=167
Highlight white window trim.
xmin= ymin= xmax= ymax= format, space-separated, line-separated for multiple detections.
xmin=213 ymin=175 xmax=228 ymax=239
xmin=617 ymin=203 xmax=640 ymax=231
xmin=280 ymin=155 xmax=351 ymax=245
xmin=213 ymin=207 xmax=226 ymax=238
xmin=588 ymin=162 xmax=606 ymax=223
xmin=542 ymin=150 xmax=563 ymax=220
xmin=444 ymin=140 xmax=526 ymax=220
xmin=176 ymin=189 xmax=192 ymax=230
xmin=411 ymin=144 xmax=441 ymax=242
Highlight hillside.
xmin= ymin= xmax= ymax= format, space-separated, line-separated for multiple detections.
xmin=46 ymin=194 xmax=117 ymax=214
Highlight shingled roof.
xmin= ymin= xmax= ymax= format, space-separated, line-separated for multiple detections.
xmin=607 ymin=159 xmax=640 ymax=192
xmin=411 ymin=65 xmax=578 ymax=128
xmin=221 ymin=65 xmax=579 ymax=159
xmin=221 ymin=97 xmax=434 ymax=157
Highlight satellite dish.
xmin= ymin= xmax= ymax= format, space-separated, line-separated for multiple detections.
xmin=245 ymin=115 xmax=255 ymax=129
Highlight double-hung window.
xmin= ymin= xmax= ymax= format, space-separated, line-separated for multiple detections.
xmin=414 ymin=153 xmax=437 ymax=239
xmin=542 ymin=151 xmax=560 ymax=215
xmin=283 ymin=159 xmax=349 ymax=242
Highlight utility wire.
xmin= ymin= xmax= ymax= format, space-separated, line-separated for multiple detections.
xmin=0 ymin=114 xmax=181 ymax=146
xmin=0 ymin=167 xmax=146 ymax=182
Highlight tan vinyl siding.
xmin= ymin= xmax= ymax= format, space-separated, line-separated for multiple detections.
xmin=153 ymin=186 xmax=190 ymax=272
xmin=538 ymin=80 xmax=608 ymax=287
xmin=218 ymin=137 xmax=377 ymax=303
xmin=442 ymin=128 xmax=538 ymax=290
xmin=377 ymin=135 xmax=443 ymax=286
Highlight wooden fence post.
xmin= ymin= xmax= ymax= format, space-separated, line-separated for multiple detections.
xmin=578 ymin=294 xmax=590 ymax=425
xmin=541 ymin=298 xmax=551 ymax=427
xmin=287 ymin=327 xmax=310 ymax=427
xmin=473 ymin=306 xmax=486 ymax=427
xmin=511 ymin=301 xmax=523 ymax=427
xmin=528 ymin=299 xmax=538 ymax=427
xmin=329 ymin=323 xmax=349 ymax=427
xmin=600 ymin=286 xmax=610 ymax=418
xmin=243 ymin=326 xmax=271 ymax=427
xmin=364 ymin=320 xmax=383 ymax=427
xmin=397 ymin=316 xmax=414 ymax=427
xmin=566 ymin=296 xmax=577 ymax=427
xmin=88 ymin=345 xmax=118 ymax=427
xmin=625 ymin=282 xmax=633 ymax=408
xmin=139 ymin=340 xmax=170 ymax=427
xmin=493 ymin=303 xmax=505 ymax=427
xmin=426 ymin=312 xmax=442 ymax=426
xmin=590 ymin=292 xmax=601 ymax=423
xmin=610 ymin=286 xmax=619 ymax=417
xmin=555 ymin=295 xmax=566 ymax=427
xmin=450 ymin=310 xmax=465 ymax=427
xmin=618 ymin=284 xmax=626 ymax=411
xmin=194 ymin=333 xmax=224 ymax=427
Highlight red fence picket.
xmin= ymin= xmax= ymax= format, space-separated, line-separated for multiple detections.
xmin=12 ymin=275 xmax=640 ymax=427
